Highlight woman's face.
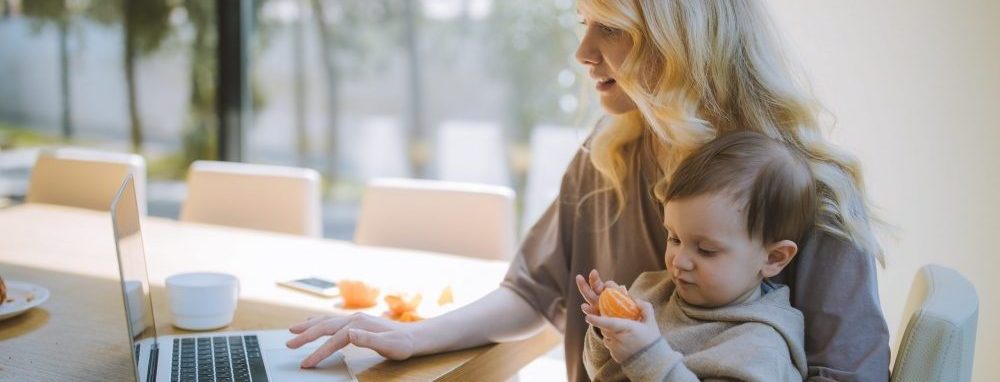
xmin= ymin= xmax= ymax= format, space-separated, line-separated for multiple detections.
xmin=575 ymin=13 xmax=638 ymax=115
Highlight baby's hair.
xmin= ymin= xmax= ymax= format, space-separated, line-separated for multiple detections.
xmin=663 ymin=131 xmax=817 ymax=244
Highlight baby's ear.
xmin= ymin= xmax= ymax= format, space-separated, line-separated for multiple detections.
xmin=762 ymin=240 xmax=798 ymax=278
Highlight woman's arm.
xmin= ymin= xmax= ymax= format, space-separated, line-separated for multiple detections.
xmin=286 ymin=286 xmax=546 ymax=367
xmin=778 ymin=229 xmax=891 ymax=381
xmin=409 ymin=286 xmax=548 ymax=354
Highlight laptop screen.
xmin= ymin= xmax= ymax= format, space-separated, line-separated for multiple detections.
xmin=110 ymin=175 xmax=159 ymax=368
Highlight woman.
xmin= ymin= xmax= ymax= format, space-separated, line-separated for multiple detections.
xmin=287 ymin=1 xmax=890 ymax=381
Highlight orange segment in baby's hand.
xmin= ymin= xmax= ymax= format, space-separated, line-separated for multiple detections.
xmin=339 ymin=280 xmax=380 ymax=309
xmin=598 ymin=285 xmax=641 ymax=321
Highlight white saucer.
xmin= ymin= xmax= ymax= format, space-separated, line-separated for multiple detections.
xmin=0 ymin=281 xmax=50 ymax=321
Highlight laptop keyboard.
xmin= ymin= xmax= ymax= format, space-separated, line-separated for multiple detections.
xmin=171 ymin=335 xmax=268 ymax=382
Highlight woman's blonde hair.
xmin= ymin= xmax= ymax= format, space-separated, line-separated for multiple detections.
xmin=578 ymin=0 xmax=884 ymax=264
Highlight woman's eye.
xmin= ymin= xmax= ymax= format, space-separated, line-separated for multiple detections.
xmin=594 ymin=22 xmax=620 ymax=36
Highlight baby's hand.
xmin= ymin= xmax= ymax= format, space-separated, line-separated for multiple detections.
xmin=576 ymin=269 xmax=608 ymax=316
xmin=585 ymin=298 xmax=661 ymax=363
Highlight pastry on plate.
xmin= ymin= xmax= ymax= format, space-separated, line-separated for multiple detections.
xmin=0 ymin=276 xmax=6 ymax=307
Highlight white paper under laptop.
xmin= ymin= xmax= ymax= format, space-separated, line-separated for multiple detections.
xmin=110 ymin=174 xmax=355 ymax=382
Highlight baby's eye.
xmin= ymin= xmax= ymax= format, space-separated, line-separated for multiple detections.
xmin=697 ymin=247 xmax=717 ymax=256
xmin=667 ymin=235 xmax=681 ymax=245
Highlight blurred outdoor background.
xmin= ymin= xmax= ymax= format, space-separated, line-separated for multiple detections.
xmin=0 ymin=0 xmax=596 ymax=239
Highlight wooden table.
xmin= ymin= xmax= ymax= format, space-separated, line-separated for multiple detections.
xmin=0 ymin=204 xmax=561 ymax=381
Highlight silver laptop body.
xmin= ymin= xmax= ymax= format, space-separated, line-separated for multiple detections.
xmin=110 ymin=174 xmax=353 ymax=382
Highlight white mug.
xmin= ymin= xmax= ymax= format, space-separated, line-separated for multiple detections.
xmin=165 ymin=272 xmax=240 ymax=331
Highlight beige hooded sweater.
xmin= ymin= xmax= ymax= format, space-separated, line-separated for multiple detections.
xmin=584 ymin=271 xmax=808 ymax=382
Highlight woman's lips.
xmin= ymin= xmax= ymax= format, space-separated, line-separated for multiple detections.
xmin=596 ymin=78 xmax=616 ymax=92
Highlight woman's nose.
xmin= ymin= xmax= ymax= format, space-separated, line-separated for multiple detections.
xmin=575 ymin=31 xmax=601 ymax=66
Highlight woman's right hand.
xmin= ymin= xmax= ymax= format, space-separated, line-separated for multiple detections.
xmin=286 ymin=287 xmax=547 ymax=369
xmin=576 ymin=269 xmax=609 ymax=316
xmin=286 ymin=313 xmax=416 ymax=368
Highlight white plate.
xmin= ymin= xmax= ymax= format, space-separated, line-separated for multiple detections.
xmin=0 ymin=281 xmax=50 ymax=321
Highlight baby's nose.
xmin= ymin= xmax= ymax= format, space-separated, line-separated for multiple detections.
xmin=671 ymin=254 xmax=695 ymax=271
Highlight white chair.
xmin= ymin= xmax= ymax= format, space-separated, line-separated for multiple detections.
xmin=0 ymin=147 xmax=41 ymax=199
xmin=891 ymin=264 xmax=979 ymax=382
xmin=26 ymin=147 xmax=147 ymax=214
xmin=354 ymin=177 xmax=517 ymax=261
xmin=180 ymin=160 xmax=322 ymax=237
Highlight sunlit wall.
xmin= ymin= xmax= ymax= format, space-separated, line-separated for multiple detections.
xmin=768 ymin=1 xmax=999 ymax=380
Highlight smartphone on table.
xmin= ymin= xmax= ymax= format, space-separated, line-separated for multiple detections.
xmin=277 ymin=277 xmax=339 ymax=297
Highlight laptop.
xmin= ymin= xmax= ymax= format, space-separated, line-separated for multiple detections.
xmin=110 ymin=174 xmax=355 ymax=382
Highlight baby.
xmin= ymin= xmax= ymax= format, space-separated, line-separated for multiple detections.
xmin=578 ymin=131 xmax=816 ymax=381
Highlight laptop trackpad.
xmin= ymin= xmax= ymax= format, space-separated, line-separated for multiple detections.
xmin=263 ymin=347 xmax=355 ymax=382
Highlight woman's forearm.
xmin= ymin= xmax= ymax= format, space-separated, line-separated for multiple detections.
xmin=406 ymin=286 xmax=547 ymax=356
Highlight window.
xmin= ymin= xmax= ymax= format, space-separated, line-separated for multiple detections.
xmin=248 ymin=0 xmax=594 ymax=238
xmin=0 ymin=0 xmax=218 ymax=215
xmin=0 ymin=0 xmax=595 ymax=240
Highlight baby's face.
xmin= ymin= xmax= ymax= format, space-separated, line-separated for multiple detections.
xmin=662 ymin=193 xmax=769 ymax=308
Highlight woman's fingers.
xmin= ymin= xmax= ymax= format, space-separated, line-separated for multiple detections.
xmin=300 ymin=327 xmax=352 ymax=368
xmin=288 ymin=313 xmax=412 ymax=367
xmin=289 ymin=315 xmax=329 ymax=334
xmin=576 ymin=274 xmax=599 ymax=305
xmin=287 ymin=316 xmax=347 ymax=349
xmin=288 ymin=312 xmax=380 ymax=349
xmin=581 ymin=302 xmax=600 ymax=316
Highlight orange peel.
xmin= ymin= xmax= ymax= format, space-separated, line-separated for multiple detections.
xmin=384 ymin=293 xmax=424 ymax=323
xmin=339 ymin=280 xmax=380 ymax=309
xmin=437 ymin=285 xmax=454 ymax=306
xmin=384 ymin=293 xmax=422 ymax=315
